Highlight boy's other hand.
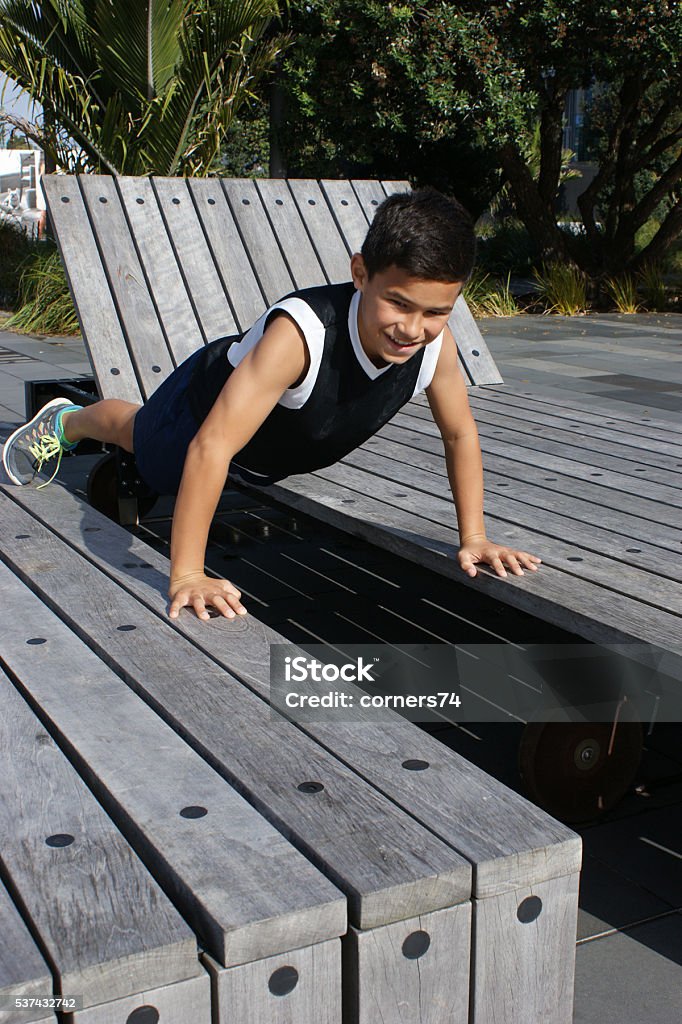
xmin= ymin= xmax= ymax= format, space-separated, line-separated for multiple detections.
xmin=168 ymin=572 xmax=247 ymax=621
xmin=457 ymin=536 xmax=542 ymax=580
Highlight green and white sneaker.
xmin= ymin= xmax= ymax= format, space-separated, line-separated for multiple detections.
xmin=2 ymin=398 xmax=83 ymax=487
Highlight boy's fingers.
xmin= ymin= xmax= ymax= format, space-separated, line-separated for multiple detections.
xmin=492 ymin=557 xmax=507 ymax=578
xmin=210 ymin=594 xmax=235 ymax=619
xmin=193 ymin=597 xmax=210 ymax=620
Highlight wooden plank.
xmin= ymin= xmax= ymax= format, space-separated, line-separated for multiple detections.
xmin=320 ymin=180 xmax=370 ymax=254
xmin=349 ymin=180 xmax=388 ymax=222
xmin=152 ymin=177 xmax=238 ymax=340
xmin=115 ymin=177 xmax=203 ymax=364
xmin=404 ymin=402 xmax=682 ymax=492
xmin=0 ymin=490 xmax=472 ymax=932
xmin=0 ymin=668 xmax=197 ymax=1009
xmin=0 ymin=879 xmax=55 ymax=1024
xmin=222 ymin=179 xmax=295 ymax=305
xmin=41 ymin=175 xmax=141 ymax=403
xmin=0 ymin=563 xmax=346 ymax=968
xmin=78 ymin=175 xmax=174 ymax=398
xmin=255 ymin=180 xmax=327 ymax=289
xmin=2 ymin=484 xmax=582 ymax=1024
xmin=343 ymin=903 xmax=471 ymax=1024
xmin=472 ymin=873 xmax=580 ymax=1024
xmin=288 ymin=180 xmax=352 ymax=283
xmin=466 ymin=391 xmax=682 ymax=463
xmin=202 ymin=940 xmax=341 ymax=1024
xmin=378 ymin=420 xmax=682 ymax=565
xmin=187 ymin=179 xmax=266 ymax=330
xmin=72 ymin=971 xmax=210 ymax=1024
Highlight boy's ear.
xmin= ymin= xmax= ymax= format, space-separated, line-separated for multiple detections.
xmin=350 ymin=253 xmax=368 ymax=289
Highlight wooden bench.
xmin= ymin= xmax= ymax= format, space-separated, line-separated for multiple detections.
xmin=1 ymin=479 xmax=581 ymax=1022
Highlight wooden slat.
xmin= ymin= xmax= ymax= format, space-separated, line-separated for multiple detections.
xmin=379 ymin=420 xmax=682 ymax=567
xmin=202 ymin=940 xmax=341 ymax=1024
xmin=0 ymin=667 xmax=198 ymax=1010
xmin=1 ymin=484 xmax=583 ymax=1024
xmin=222 ymin=179 xmax=295 ymax=305
xmin=0 ymin=490 xmax=471 ymax=933
xmin=78 ymin=175 xmax=174 ymax=397
xmin=41 ymin=176 xmax=141 ymax=403
xmin=255 ymin=180 xmax=327 ymax=289
xmin=288 ymin=180 xmax=352 ymax=283
xmin=320 ymin=180 xmax=370 ymax=254
xmin=115 ymin=177 xmax=203 ymax=364
xmin=152 ymin=177 xmax=238 ymax=340
xmin=0 ymin=879 xmax=55 ymax=1024
xmin=0 ymin=563 xmax=345 ymax=969
xmin=187 ymin=179 xmax=266 ymax=330
xmin=71 ymin=972 xmax=210 ymax=1024
xmin=349 ymin=180 xmax=388 ymax=222
xmin=343 ymin=903 xmax=471 ymax=1024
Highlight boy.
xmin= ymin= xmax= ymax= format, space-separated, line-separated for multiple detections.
xmin=3 ymin=190 xmax=540 ymax=620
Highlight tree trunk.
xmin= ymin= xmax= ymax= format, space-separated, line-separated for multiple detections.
xmin=499 ymin=142 xmax=577 ymax=265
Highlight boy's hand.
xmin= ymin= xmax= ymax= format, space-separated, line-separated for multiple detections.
xmin=168 ymin=572 xmax=247 ymax=621
xmin=457 ymin=535 xmax=542 ymax=580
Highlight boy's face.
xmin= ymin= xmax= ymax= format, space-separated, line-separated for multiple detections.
xmin=351 ymin=255 xmax=462 ymax=369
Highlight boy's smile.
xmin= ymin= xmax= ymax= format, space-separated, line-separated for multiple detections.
xmin=350 ymin=255 xmax=462 ymax=369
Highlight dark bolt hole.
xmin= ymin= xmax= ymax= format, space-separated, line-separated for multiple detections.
xmin=371 ymin=199 xmax=378 ymax=205
xmin=402 ymin=759 xmax=429 ymax=771
xmin=180 ymin=805 xmax=208 ymax=819
xmin=46 ymin=833 xmax=74 ymax=848
xmin=117 ymin=624 xmax=136 ymax=632
xmin=111 ymin=367 xmax=120 ymax=375
xmin=298 ymin=781 xmax=324 ymax=794
xmin=402 ymin=930 xmax=431 ymax=959
xmin=567 ymin=556 xmax=583 ymax=562
xmin=61 ymin=196 xmax=70 ymax=203
xmin=517 ymin=896 xmax=543 ymax=923
xmin=15 ymin=534 xmax=30 ymax=539
xmin=136 ymin=198 xmax=144 ymax=204
xmin=172 ymin=197 xmax=180 ymax=204
xmin=99 ymin=196 xmax=107 ymax=203
xmin=208 ymin=198 xmax=216 ymax=205
xmin=472 ymin=349 xmax=480 ymax=356
xmin=275 ymin=198 xmax=284 ymax=205
xmin=341 ymin=199 xmax=349 ymax=205
xmin=126 ymin=1008 xmax=159 ymax=1024
xmin=84 ymin=527 xmax=101 ymax=532
xmin=626 ymin=548 xmax=641 ymax=553
xmin=308 ymin=199 xmax=316 ymax=205
xmin=152 ymin=365 xmax=161 ymax=373
xmin=242 ymin=198 xmax=250 ymax=205
xmin=268 ymin=966 xmax=299 ymax=996
xmin=27 ymin=638 xmax=47 ymax=645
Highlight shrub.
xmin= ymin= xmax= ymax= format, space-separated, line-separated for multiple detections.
xmin=533 ymin=262 xmax=588 ymax=315
xmin=464 ymin=270 xmax=519 ymax=317
xmin=4 ymin=246 xmax=79 ymax=335
xmin=604 ymin=273 xmax=640 ymax=314
xmin=0 ymin=220 xmax=38 ymax=309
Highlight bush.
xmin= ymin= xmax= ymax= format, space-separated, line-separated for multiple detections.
xmin=0 ymin=220 xmax=38 ymax=309
xmin=477 ymin=220 xmax=540 ymax=276
xmin=604 ymin=273 xmax=640 ymax=314
xmin=534 ymin=262 xmax=588 ymax=315
xmin=4 ymin=246 xmax=79 ymax=335
xmin=464 ymin=270 xmax=519 ymax=317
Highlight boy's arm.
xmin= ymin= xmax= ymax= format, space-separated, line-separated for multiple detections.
xmin=425 ymin=326 xmax=541 ymax=579
xmin=169 ymin=313 xmax=308 ymax=620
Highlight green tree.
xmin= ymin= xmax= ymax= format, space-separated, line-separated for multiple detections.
xmin=0 ymin=0 xmax=284 ymax=176
xmin=280 ymin=1 xmax=682 ymax=276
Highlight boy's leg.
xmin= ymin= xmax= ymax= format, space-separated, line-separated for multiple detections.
xmin=61 ymin=400 xmax=140 ymax=453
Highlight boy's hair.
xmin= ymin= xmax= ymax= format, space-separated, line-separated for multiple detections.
xmin=361 ymin=188 xmax=476 ymax=283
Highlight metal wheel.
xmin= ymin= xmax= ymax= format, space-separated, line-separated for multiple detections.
xmin=519 ymin=704 xmax=643 ymax=823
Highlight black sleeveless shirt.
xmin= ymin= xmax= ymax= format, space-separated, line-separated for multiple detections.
xmin=185 ymin=282 xmax=441 ymax=481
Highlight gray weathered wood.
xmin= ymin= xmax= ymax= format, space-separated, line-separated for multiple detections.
xmin=288 ymin=180 xmax=353 ymax=283
xmin=0 ymin=879 xmax=55 ymax=1024
xmin=1 ymin=484 xmax=582 ymax=1024
xmin=187 ymin=178 xmax=266 ymax=330
xmin=343 ymin=903 xmax=471 ymax=1024
xmin=349 ymin=180 xmax=388 ymax=222
xmin=472 ymin=873 xmax=580 ymax=1024
xmin=202 ymin=940 xmax=341 ymax=1024
xmin=115 ymin=176 xmax=203 ymax=363
xmin=0 ymin=490 xmax=472 ymax=933
xmin=320 ymin=180 xmax=371 ymax=254
xmin=255 ymin=180 xmax=328 ymax=290
xmin=222 ymin=179 xmax=295 ymax=305
xmin=71 ymin=968 xmax=210 ymax=1024
xmin=41 ymin=176 xmax=141 ymax=404
xmin=0 ymin=668 xmax=198 ymax=1010
xmin=0 ymin=563 xmax=346 ymax=968
xmin=151 ymin=177 xmax=238 ymax=341
xmin=78 ymin=175 xmax=174 ymax=397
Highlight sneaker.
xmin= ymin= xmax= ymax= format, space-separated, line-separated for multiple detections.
xmin=2 ymin=398 xmax=83 ymax=487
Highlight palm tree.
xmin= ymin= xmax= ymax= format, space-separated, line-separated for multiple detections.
xmin=0 ymin=0 xmax=284 ymax=176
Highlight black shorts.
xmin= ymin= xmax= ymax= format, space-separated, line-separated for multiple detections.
xmin=133 ymin=348 xmax=275 ymax=496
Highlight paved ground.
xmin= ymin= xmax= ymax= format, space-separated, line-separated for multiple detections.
xmin=1 ymin=313 xmax=680 ymax=1024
